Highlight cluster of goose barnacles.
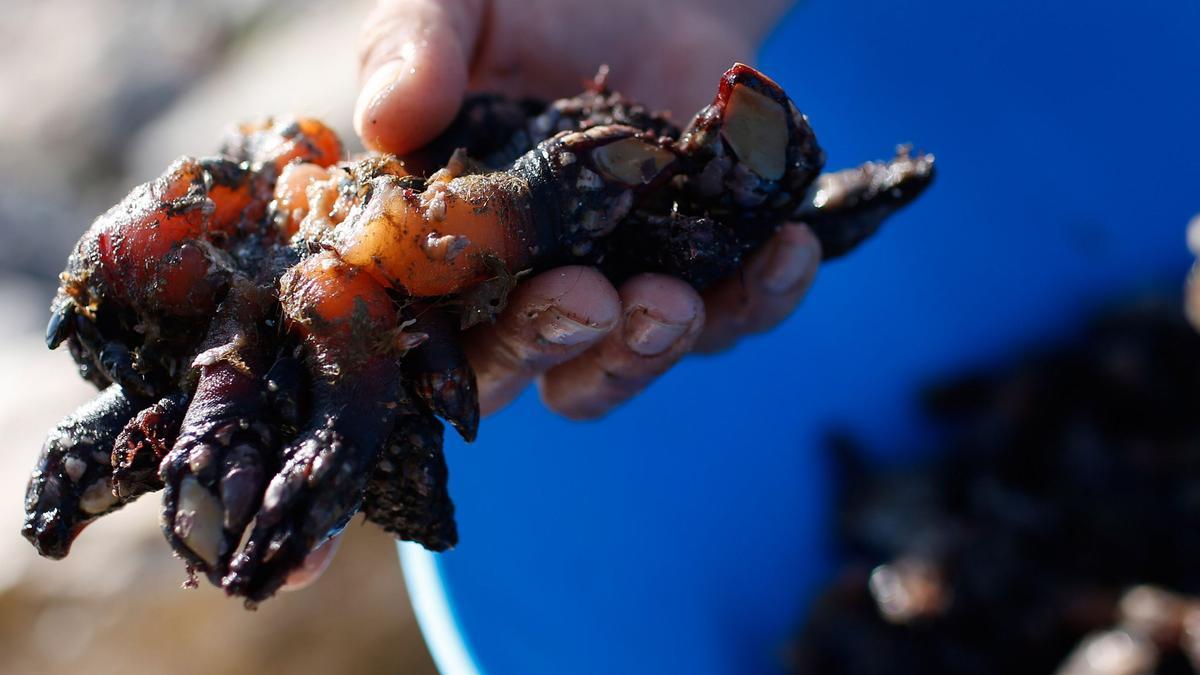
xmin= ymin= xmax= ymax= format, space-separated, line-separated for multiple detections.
xmin=23 ymin=64 xmax=933 ymax=605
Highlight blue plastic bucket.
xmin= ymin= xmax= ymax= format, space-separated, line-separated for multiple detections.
xmin=402 ymin=2 xmax=1200 ymax=673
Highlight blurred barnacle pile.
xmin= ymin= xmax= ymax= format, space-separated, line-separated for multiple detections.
xmin=793 ymin=298 xmax=1200 ymax=675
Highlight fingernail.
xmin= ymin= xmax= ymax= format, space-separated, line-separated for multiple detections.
xmin=762 ymin=235 xmax=819 ymax=295
xmin=354 ymin=59 xmax=411 ymax=139
xmin=624 ymin=308 xmax=690 ymax=356
xmin=536 ymin=308 xmax=611 ymax=346
xmin=282 ymin=534 xmax=342 ymax=592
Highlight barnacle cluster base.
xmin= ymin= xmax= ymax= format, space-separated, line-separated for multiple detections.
xmin=23 ymin=64 xmax=934 ymax=605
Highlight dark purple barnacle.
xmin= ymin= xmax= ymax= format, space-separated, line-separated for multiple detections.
xmin=158 ymin=281 xmax=281 ymax=580
xmin=795 ymin=147 xmax=936 ymax=259
xmin=362 ymin=400 xmax=456 ymax=552
xmin=675 ymin=63 xmax=825 ymax=229
xmin=22 ymin=385 xmax=146 ymax=559
xmin=403 ymin=308 xmax=480 ymax=442
xmin=600 ymin=210 xmax=743 ymax=290
xmin=111 ymin=392 xmax=189 ymax=499
xmin=513 ymin=124 xmax=680 ymax=260
xmin=223 ymin=353 xmax=404 ymax=603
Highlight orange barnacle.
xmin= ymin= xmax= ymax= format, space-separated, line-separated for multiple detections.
xmin=279 ymin=251 xmax=396 ymax=344
xmin=152 ymin=242 xmax=224 ymax=312
xmin=296 ymin=173 xmax=349 ymax=242
xmin=272 ymin=162 xmax=332 ymax=239
xmin=204 ymin=158 xmax=274 ymax=237
xmin=91 ymin=157 xmax=212 ymax=301
xmin=209 ymin=182 xmax=257 ymax=234
xmin=222 ymin=116 xmax=343 ymax=172
xmin=260 ymin=117 xmax=343 ymax=171
xmin=331 ymin=169 xmax=538 ymax=297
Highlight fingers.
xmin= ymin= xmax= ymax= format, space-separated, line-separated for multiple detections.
xmin=624 ymin=12 xmax=756 ymax=119
xmin=465 ymin=228 xmax=815 ymax=419
xmin=538 ymin=274 xmax=705 ymax=420
xmin=355 ymin=0 xmax=484 ymax=153
xmin=695 ymin=223 xmax=822 ymax=354
xmin=463 ymin=266 xmax=621 ymax=416
xmin=355 ymin=0 xmax=765 ymax=155
xmin=281 ymin=534 xmax=343 ymax=592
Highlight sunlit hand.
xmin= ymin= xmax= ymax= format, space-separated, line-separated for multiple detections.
xmin=357 ymin=0 xmax=817 ymax=420
xmin=287 ymin=0 xmax=814 ymax=589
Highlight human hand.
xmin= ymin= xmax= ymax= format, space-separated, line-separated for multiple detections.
xmin=357 ymin=0 xmax=819 ymax=421
xmin=284 ymin=0 xmax=820 ymax=591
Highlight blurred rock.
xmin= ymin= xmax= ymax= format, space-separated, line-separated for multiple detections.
xmin=0 ymin=0 xmax=364 ymax=284
xmin=129 ymin=0 xmax=368 ymax=180
xmin=0 ymin=1 xmax=263 ymax=280
xmin=0 ymin=2 xmax=438 ymax=671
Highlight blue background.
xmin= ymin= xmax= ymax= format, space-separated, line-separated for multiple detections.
xmin=430 ymin=1 xmax=1199 ymax=673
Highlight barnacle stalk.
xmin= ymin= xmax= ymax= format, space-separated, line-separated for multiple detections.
xmin=23 ymin=385 xmax=147 ymax=558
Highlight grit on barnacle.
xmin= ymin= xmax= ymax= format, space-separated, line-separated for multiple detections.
xmin=22 ymin=63 xmax=934 ymax=605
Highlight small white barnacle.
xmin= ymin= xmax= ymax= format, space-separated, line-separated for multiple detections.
xmin=64 ymin=455 xmax=88 ymax=483
xmin=576 ymin=167 xmax=604 ymax=191
xmin=79 ymin=478 xmax=119 ymax=515
xmin=422 ymin=232 xmax=471 ymax=262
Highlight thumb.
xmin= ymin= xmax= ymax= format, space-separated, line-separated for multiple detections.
xmin=355 ymin=0 xmax=484 ymax=154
